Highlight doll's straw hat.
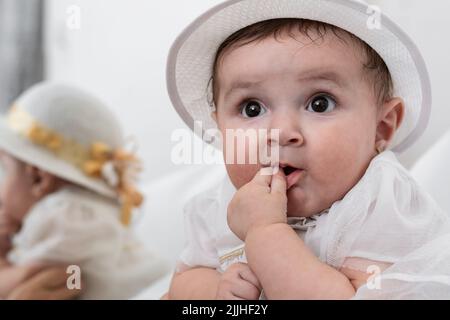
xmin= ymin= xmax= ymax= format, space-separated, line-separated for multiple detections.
xmin=0 ymin=82 xmax=142 ymax=225
xmin=166 ymin=0 xmax=431 ymax=152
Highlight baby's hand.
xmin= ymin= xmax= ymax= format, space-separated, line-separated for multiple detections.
xmin=228 ymin=167 xmax=288 ymax=241
xmin=216 ymin=263 xmax=261 ymax=300
xmin=7 ymin=266 xmax=82 ymax=300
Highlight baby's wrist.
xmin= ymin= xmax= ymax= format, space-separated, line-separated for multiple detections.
xmin=245 ymin=222 xmax=289 ymax=242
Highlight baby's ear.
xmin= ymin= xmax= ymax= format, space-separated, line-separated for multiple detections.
xmin=26 ymin=166 xmax=60 ymax=199
xmin=375 ymin=97 xmax=405 ymax=151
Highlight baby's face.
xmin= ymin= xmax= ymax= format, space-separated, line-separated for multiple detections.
xmin=0 ymin=151 xmax=38 ymax=228
xmin=214 ymin=30 xmax=380 ymax=217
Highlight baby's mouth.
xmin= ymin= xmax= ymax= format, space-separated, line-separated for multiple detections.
xmin=280 ymin=165 xmax=304 ymax=189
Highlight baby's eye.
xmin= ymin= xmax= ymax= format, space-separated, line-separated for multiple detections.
xmin=240 ymin=100 xmax=267 ymax=118
xmin=306 ymin=94 xmax=336 ymax=113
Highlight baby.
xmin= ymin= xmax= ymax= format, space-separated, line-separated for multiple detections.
xmin=166 ymin=0 xmax=450 ymax=299
xmin=0 ymin=82 xmax=167 ymax=299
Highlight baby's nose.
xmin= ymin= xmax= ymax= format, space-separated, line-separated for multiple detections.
xmin=268 ymin=113 xmax=304 ymax=147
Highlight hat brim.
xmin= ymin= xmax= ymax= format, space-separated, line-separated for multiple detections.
xmin=0 ymin=118 xmax=116 ymax=199
xmin=167 ymin=0 xmax=431 ymax=152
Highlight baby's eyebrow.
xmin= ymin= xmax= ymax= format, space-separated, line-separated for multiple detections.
xmin=223 ymin=79 xmax=264 ymax=100
xmin=296 ymin=70 xmax=348 ymax=88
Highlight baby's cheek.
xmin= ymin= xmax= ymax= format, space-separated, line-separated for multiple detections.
xmin=225 ymin=163 xmax=260 ymax=189
xmin=314 ymin=138 xmax=372 ymax=200
xmin=0 ymin=184 xmax=16 ymax=222
xmin=220 ymin=126 xmax=268 ymax=189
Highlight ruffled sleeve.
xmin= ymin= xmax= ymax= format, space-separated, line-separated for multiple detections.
xmin=353 ymin=233 xmax=450 ymax=299
xmin=177 ymin=186 xmax=222 ymax=273
xmin=318 ymin=151 xmax=450 ymax=299
xmin=321 ymin=151 xmax=450 ymax=269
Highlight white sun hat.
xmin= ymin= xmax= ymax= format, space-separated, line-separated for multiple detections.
xmin=167 ymin=0 xmax=431 ymax=153
xmin=0 ymin=82 xmax=142 ymax=224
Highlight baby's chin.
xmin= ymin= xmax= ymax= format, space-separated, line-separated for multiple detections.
xmin=286 ymin=186 xmax=326 ymax=218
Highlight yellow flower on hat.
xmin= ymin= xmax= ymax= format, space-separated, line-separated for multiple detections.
xmin=83 ymin=141 xmax=143 ymax=226
xmin=27 ymin=124 xmax=63 ymax=151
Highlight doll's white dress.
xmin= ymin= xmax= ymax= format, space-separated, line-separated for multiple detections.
xmin=7 ymin=185 xmax=168 ymax=299
xmin=178 ymin=151 xmax=450 ymax=299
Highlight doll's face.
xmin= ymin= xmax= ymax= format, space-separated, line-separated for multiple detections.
xmin=212 ymin=29 xmax=403 ymax=217
xmin=0 ymin=150 xmax=65 ymax=229
xmin=0 ymin=151 xmax=37 ymax=229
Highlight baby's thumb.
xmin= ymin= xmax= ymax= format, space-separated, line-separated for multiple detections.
xmin=252 ymin=167 xmax=274 ymax=187
xmin=270 ymin=169 xmax=287 ymax=195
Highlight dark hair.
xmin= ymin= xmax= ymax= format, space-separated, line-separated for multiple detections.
xmin=211 ymin=18 xmax=393 ymax=106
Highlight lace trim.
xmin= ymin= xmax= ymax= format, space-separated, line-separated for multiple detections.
xmin=287 ymin=209 xmax=329 ymax=231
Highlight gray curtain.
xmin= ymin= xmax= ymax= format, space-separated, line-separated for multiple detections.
xmin=0 ymin=0 xmax=44 ymax=112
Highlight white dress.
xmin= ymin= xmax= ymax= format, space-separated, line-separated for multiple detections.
xmin=8 ymin=185 xmax=168 ymax=299
xmin=178 ymin=151 xmax=450 ymax=299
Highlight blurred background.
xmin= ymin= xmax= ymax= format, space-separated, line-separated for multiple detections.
xmin=1 ymin=1 xmax=449 ymax=287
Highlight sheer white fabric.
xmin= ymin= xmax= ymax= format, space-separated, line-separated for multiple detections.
xmin=8 ymin=185 xmax=167 ymax=299
xmin=333 ymin=152 xmax=450 ymax=299
xmin=353 ymin=233 xmax=450 ymax=299
xmin=323 ymin=151 xmax=450 ymax=265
